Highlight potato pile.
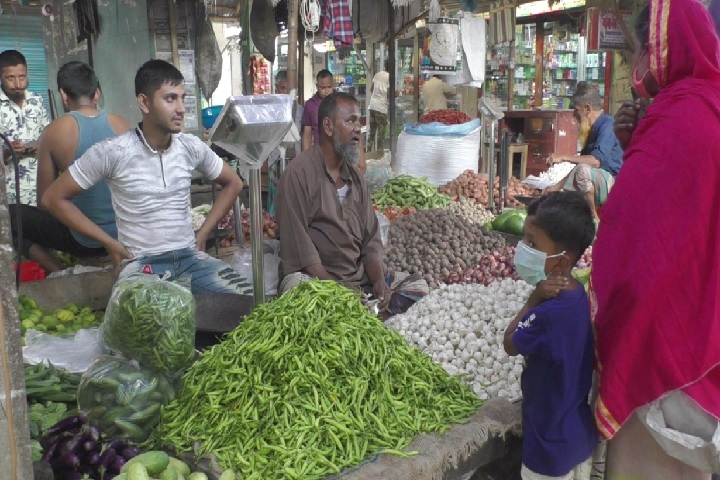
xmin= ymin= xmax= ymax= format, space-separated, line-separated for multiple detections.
xmin=385 ymin=209 xmax=507 ymax=289
xmin=439 ymin=170 xmax=539 ymax=208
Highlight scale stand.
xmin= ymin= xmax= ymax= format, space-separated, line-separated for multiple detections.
xmin=479 ymin=98 xmax=505 ymax=214
xmin=209 ymin=95 xmax=293 ymax=305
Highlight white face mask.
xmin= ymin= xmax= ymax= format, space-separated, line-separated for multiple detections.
xmin=514 ymin=240 xmax=565 ymax=286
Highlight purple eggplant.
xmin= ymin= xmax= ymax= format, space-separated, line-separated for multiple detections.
xmin=109 ymin=455 xmax=126 ymax=473
xmin=105 ymin=439 xmax=128 ymax=452
xmin=44 ymin=414 xmax=87 ymax=438
xmin=82 ymin=440 xmax=100 ymax=453
xmin=98 ymin=448 xmax=117 ymax=470
xmin=86 ymin=451 xmax=101 ymax=466
xmin=40 ymin=436 xmax=62 ymax=463
xmin=120 ymin=446 xmax=141 ymax=460
xmin=40 ymin=430 xmax=70 ymax=450
xmin=51 ymin=452 xmax=81 ymax=471
xmin=54 ymin=470 xmax=82 ymax=480
xmin=86 ymin=425 xmax=101 ymax=442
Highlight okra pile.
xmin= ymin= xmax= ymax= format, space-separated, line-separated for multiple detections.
xmin=152 ymin=281 xmax=482 ymax=479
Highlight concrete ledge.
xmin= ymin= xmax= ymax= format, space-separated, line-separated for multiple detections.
xmin=18 ymin=270 xmax=115 ymax=311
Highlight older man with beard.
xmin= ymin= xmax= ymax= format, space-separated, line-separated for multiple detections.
xmin=546 ymin=85 xmax=622 ymax=220
xmin=276 ymin=92 xmax=427 ymax=316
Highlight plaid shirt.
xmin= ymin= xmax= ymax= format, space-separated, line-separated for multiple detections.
xmin=322 ymin=0 xmax=354 ymax=48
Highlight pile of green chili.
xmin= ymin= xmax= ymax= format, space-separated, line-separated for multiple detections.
xmin=151 ymin=280 xmax=482 ymax=479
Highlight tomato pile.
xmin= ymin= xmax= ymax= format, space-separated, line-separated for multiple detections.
xmin=382 ymin=205 xmax=417 ymax=221
xmin=419 ymin=109 xmax=472 ymax=125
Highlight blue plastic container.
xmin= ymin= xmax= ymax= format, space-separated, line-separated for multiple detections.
xmin=202 ymin=105 xmax=223 ymax=130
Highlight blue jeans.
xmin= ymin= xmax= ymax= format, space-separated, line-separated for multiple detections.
xmin=118 ymin=248 xmax=252 ymax=295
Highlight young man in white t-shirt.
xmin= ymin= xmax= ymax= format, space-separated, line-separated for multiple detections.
xmin=43 ymin=59 xmax=251 ymax=295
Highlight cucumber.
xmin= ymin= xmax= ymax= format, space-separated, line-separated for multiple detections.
xmin=218 ymin=470 xmax=236 ymax=480
xmin=121 ymin=451 xmax=170 ymax=476
xmin=126 ymin=463 xmax=151 ymax=480
xmin=168 ymin=457 xmax=191 ymax=477
xmin=159 ymin=466 xmax=179 ymax=480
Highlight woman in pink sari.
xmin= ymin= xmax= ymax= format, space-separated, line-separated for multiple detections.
xmin=592 ymin=0 xmax=720 ymax=478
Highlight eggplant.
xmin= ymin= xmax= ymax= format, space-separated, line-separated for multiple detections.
xmin=98 ymin=448 xmax=117 ymax=470
xmin=82 ymin=440 xmax=100 ymax=453
xmin=44 ymin=414 xmax=87 ymax=438
xmin=105 ymin=439 xmax=129 ymax=453
xmin=54 ymin=471 xmax=82 ymax=480
xmin=86 ymin=451 xmax=101 ymax=466
xmin=109 ymin=455 xmax=126 ymax=473
xmin=40 ymin=430 xmax=70 ymax=450
xmin=51 ymin=452 xmax=81 ymax=471
xmin=40 ymin=436 xmax=61 ymax=463
xmin=86 ymin=425 xmax=101 ymax=442
xmin=120 ymin=445 xmax=141 ymax=460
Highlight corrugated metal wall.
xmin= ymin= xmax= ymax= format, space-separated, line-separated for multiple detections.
xmin=0 ymin=15 xmax=50 ymax=111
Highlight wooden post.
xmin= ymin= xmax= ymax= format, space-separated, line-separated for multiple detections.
xmin=413 ymin=31 xmax=420 ymax=122
xmin=534 ymin=20 xmax=544 ymax=107
xmin=388 ymin=1 xmax=397 ymax=162
xmin=288 ymin=0 xmax=299 ymax=93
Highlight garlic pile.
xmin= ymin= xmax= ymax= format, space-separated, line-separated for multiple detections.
xmin=444 ymin=197 xmax=495 ymax=226
xmin=538 ymin=161 xmax=576 ymax=185
xmin=386 ymin=279 xmax=534 ymax=400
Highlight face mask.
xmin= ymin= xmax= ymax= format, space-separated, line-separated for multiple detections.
xmin=632 ymin=49 xmax=653 ymax=99
xmin=514 ymin=240 xmax=565 ymax=286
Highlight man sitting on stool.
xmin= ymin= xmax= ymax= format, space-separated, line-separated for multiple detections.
xmin=275 ymin=92 xmax=427 ymax=315
xmin=546 ymin=84 xmax=622 ymax=220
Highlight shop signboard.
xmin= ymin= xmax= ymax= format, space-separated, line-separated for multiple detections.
xmin=586 ymin=8 xmax=632 ymax=50
xmin=516 ymin=0 xmax=585 ymax=18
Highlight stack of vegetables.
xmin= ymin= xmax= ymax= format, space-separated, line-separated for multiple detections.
xmin=19 ymin=295 xmax=104 ymax=338
xmin=75 ymin=278 xmax=196 ymax=444
xmin=384 ymin=208 xmax=507 ymax=289
xmin=445 ymin=247 xmax=521 ymax=285
xmin=439 ymin=170 xmax=538 ymax=208
xmin=151 ymin=281 xmax=482 ymax=479
xmin=491 ymin=209 xmax=527 ymax=237
xmin=387 ymin=279 xmax=533 ymax=400
xmin=418 ymin=109 xmax=472 ymax=125
xmin=372 ymin=175 xmax=451 ymax=210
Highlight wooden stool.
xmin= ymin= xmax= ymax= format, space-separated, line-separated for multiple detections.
xmin=507 ymin=143 xmax=528 ymax=179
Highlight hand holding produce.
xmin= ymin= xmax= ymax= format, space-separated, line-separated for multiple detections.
xmin=372 ymin=175 xmax=451 ymax=210
xmin=78 ymin=356 xmax=176 ymax=442
xmin=103 ymin=278 xmax=196 ymax=374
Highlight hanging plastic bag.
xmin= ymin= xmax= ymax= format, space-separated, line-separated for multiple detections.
xmin=375 ymin=212 xmax=390 ymax=248
xmin=77 ymin=355 xmax=176 ymax=442
xmin=102 ymin=276 xmax=196 ymax=375
xmin=364 ymin=152 xmax=394 ymax=193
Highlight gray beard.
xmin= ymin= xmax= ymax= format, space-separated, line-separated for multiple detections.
xmin=333 ymin=134 xmax=360 ymax=167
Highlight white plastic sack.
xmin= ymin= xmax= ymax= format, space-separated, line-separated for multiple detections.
xmin=23 ymin=328 xmax=104 ymax=374
xmin=395 ymin=126 xmax=481 ymax=186
xmin=231 ymin=240 xmax=281 ymax=296
xmin=375 ymin=211 xmax=390 ymax=248
xmin=364 ymin=152 xmax=394 ymax=193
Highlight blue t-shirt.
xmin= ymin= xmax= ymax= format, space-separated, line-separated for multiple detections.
xmin=512 ymin=285 xmax=596 ymax=476
xmin=582 ymin=114 xmax=623 ymax=176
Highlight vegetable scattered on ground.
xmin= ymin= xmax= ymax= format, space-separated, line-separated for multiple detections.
xmin=152 ymin=281 xmax=482 ymax=480
xmin=372 ymin=175 xmax=451 ymax=210
xmin=385 ymin=209 xmax=507 ymax=289
xmin=418 ymin=109 xmax=471 ymax=125
xmin=387 ymin=280 xmax=533 ymax=400
xmin=103 ymin=279 xmax=196 ymax=375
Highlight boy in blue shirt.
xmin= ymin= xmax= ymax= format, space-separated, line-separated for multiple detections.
xmin=504 ymin=191 xmax=597 ymax=480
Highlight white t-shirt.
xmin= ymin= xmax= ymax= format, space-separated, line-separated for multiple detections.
xmin=367 ymin=71 xmax=390 ymax=115
xmin=69 ymin=127 xmax=224 ymax=256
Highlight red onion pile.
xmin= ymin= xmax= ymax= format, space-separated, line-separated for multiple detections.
xmin=576 ymin=246 xmax=592 ymax=269
xmin=444 ymin=246 xmax=520 ymax=285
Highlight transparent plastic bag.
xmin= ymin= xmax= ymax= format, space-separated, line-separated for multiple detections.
xmin=375 ymin=211 xmax=390 ymax=248
xmin=78 ymin=355 xmax=176 ymax=442
xmin=102 ymin=276 xmax=196 ymax=375
xmin=23 ymin=328 xmax=104 ymax=374
xmin=231 ymin=240 xmax=280 ymax=295
xmin=364 ymin=153 xmax=394 ymax=193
